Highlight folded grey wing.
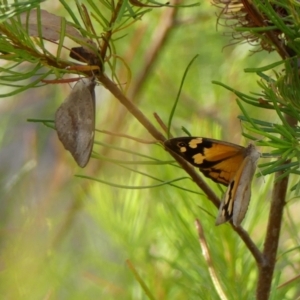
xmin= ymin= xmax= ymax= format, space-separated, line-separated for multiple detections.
xmin=55 ymin=79 xmax=95 ymax=168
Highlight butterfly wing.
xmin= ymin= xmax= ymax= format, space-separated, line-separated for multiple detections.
xmin=55 ymin=77 xmax=96 ymax=168
xmin=215 ymin=144 xmax=260 ymax=226
xmin=164 ymin=137 xmax=247 ymax=185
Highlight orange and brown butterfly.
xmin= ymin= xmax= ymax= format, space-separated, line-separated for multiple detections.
xmin=164 ymin=137 xmax=260 ymax=226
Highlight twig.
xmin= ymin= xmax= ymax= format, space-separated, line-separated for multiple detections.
xmin=255 ymin=172 xmax=289 ymax=299
xmin=100 ymin=0 xmax=123 ymax=61
xmin=277 ymin=273 xmax=300 ymax=290
xmin=97 ymin=73 xmax=165 ymax=142
xmin=195 ymin=219 xmax=228 ymax=300
xmin=153 ymin=112 xmax=170 ymax=136
xmin=97 ymin=3 xmax=180 ymax=162
xmin=97 ymin=73 xmax=263 ymax=263
xmin=97 ymin=73 xmax=219 ymax=205
xmin=126 ymin=260 xmax=156 ymax=300
xmin=232 ymin=224 xmax=264 ymax=265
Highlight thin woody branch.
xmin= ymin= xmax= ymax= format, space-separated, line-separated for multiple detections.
xmin=256 ymin=115 xmax=296 ymax=299
xmin=97 ymin=72 xmax=263 ymax=264
xmin=256 ymin=171 xmax=288 ymax=299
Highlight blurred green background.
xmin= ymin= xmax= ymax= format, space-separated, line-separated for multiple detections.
xmin=0 ymin=1 xmax=299 ymax=299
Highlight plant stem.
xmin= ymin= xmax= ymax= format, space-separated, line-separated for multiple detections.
xmin=256 ymin=171 xmax=288 ymax=299
xmin=256 ymin=115 xmax=296 ymax=299
xmin=97 ymin=72 xmax=262 ymax=263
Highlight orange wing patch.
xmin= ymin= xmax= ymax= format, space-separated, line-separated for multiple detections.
xmin=164 ymin=137 xmax=247 ymax=186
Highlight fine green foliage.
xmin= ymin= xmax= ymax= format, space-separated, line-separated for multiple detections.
xmin=1 ymin=0 xmax=300 ymax=299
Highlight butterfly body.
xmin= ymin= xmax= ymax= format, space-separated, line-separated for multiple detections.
xmin=164 ymin=137 xmax=260 ymax=226
xmin=55 ymin=77 xmax=96 ymax=168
